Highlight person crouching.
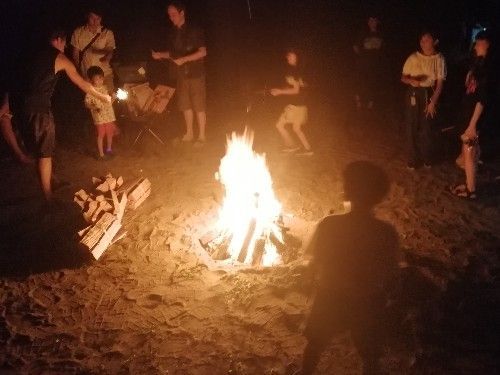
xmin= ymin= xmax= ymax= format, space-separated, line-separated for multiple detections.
xmin=271 ymin=48 xmax=313 ymax=156
xmin=85 ymin=66 xmax=117 ymax=160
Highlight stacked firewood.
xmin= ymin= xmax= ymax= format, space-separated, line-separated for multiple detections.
xmin=74 ymin=174 xmax=151 ymax=260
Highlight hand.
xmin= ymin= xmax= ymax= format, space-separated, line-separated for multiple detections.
xmin=270 ymin=88 xmax=281 ymax=96
xmin=462 ymin=126 xmax=477 ymax=141
xmin=425 ymin=101 xmax=436 ymax=119
xmin=102 ymin=94 xmax=112 ymax=104
xmin=172 ymin=57 xmax=186 ymax=66
xmin=410 ymin=78 xmax=420 ymax=88
xmin=151 ymin=50 xmax=164 ymax=60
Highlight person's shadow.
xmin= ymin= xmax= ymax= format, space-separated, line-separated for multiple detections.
xmin=300 ymin=161 xmax=402 ymax=375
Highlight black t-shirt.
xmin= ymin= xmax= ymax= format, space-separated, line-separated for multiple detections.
xmin=284 ymin=65 xmax=306 ymax=106
xmin=459 ymin=57 xmax=490 ymax=131
xmin=169 ymin=23 xmax=205 ymax=79
xmin=355 ymin=31 xmax=383 ymax=69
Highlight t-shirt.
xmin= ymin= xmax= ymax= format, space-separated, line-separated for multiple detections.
xmin=85 ymin=85 xmax=115 ymax=125
xmin=71 ymin=26 xmax=116 ymax=77
xmin=284 ymin=66 xmax=306 ymax=106
xmin=402 ymin=51 xmax=447 ymax=88
xmin=168 ymin=23 xmax=206 ymax=79
xmin=459 ymin=57 xmax=491 ymax=131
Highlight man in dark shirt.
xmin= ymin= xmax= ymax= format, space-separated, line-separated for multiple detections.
xmin=152 ymin=1 xmax=207 ymax=144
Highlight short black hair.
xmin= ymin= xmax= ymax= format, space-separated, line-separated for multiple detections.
xmin=168 ymin=1 xmax=186 ymax=13
xmin=475 ymin=30 xmax=491 ymax=42
xmin=87 ymin=2 xmax=105 ymax=17
xmin=48 ymin=29 xmax=67 ymax=42
xmin=343 ymin=161 xmax=389 ymax=208
xmin=87 ymin=66 xmax=105 ymax=79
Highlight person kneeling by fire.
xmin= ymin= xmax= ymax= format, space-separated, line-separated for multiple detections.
xmin=270 ymin=48 xmax=313 ymax=156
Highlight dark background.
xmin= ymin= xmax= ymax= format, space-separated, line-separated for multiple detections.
xmin=1 ymin=0 xmax=499 ymax=134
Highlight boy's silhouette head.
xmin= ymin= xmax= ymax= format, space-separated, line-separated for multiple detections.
xmin=343 ymin=161 xmax=389 ymax=210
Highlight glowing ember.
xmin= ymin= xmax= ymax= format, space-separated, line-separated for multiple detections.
xmin=116 ymin=88 xmax=128 ymax=101
xmin=214 ymin=128 xmax=283 ymax=267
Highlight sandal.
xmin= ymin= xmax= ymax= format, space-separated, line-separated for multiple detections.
xmin=450 ymin=184 xmax=477 ymax=200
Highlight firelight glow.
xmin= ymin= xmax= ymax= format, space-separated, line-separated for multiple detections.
xmin=215 ymin=128 xmax=283 ymax=267
xmin=116 ymin=88 xmax=128 ymax=101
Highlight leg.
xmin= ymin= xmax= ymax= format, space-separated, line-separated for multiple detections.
xmin=351 ymin=325 xmax=383 ymax=375
xmin=104 ymin=122 xmax=115 ymax=153
xmin=292 ymin=107 xmax=311 ymax=151
xmin=0 ymin=116 xmax=32 ymax=163
xmin=418 ymin=109 xmax=433 ymax=166
xmin=404 ymin=93 xmax=418 ymax=166
xmin=196 ymin=111 xmax=206 ymax=141
xmin=96 ymin=125 xmax=105 ymax=157
xmin=191 ymin=76 xmax=207 ymax=142
xmin=463 ymin=141 xmax=479 ymax=193
xmin=38 ymin=157 xmax=52 ymax=201
xmin=183 ymin=110 xmax=194 ymax=141
xmin=276 ymin=107 xmax=296 ymax=148
xmin=301 ymin=337 xmax=329 ymax=375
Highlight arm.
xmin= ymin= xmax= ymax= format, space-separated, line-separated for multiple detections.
xmin=72 ymin=48 xmax=80 ymax=67
xmin=425 ymin=78 xmax=444 ymax=118
xmin=270 ymin=77 xmax=301 ymax=96
xmin=56 ymin=54 xmax=111 ymax=103
xmin=0 ymin=93 xmax=9 ymax=118
xmin=172 ymin=47 xmax=207 ymax=66
xmin=401 ymin=74 xmax=420 ymax=87
xmin=98 ymin=30 xmax=116 ymax=64
xmin=463 ymin=102 xmax=484 ymax=139
xmin=151 ymin=50 xmax=171 ymax=60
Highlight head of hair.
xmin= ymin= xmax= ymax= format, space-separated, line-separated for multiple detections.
xmin=343 ymin=161 xmax=389 ymax=209
xmin=87 ymin=2 xmax=105 ymax=17
xmin=87 ymin=66 xmax=105 ymax=79
xmin=419 ymin=29 xmax=438 ymax=42
xmin=475 ymin=30 xmax=491 ymax=43
xmin=48 ymin=29 xmax=67 ymax=43
xmin=168 ymin=1 xmax=186 ymax=13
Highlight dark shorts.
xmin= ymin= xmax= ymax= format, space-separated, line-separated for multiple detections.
xmin=176 ymin=75 xmax=206 ymax=112
xmin=26 ymin=112 xmax=56 ymax=158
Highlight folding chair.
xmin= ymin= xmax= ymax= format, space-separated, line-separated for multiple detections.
xmin=122 ymin=82 xmax=175 ymax=146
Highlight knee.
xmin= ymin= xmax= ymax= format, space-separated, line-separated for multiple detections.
xmin=276 ymin=120 xmax=286 ymax=130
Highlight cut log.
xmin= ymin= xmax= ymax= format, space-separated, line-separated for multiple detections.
xmin=96 ymin=182 xmax=110 ymax=193
xmin=92 ymin=177 xmax=103 ymax=185
xmin=79 ymin=212 xmax=122 ymax=260
xmin=116 ymin=176 xmax=124 ymax=188
xmin=118 ymin=177 xmax=151 ymax=210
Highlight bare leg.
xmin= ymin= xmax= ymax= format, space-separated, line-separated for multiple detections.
xmin=276 ymin=117 xmax=295 ymax=148
xmin=292 ymin=121 xmax=312 ymax=151
xmin=196 ymin=111 xmax=206 ymax=141
xmin=95 ymin=124 xmax=104 ymax=157
xmin=1 ymin=118 xmax=32 ymax=163
xmin=463 ymin=143 xmax=479 ymax=193
xmin=39 ymin=157 xmax=52 ymax=201
xmin=105 ymin=123 xmax=114 ymax=152
xmin=183 ymin=110 xmax=194 ymax=141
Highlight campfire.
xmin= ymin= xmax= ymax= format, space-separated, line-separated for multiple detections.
xmin=200 ymin=128 xmax=284 ymax=267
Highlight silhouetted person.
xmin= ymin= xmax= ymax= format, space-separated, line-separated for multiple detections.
xmin=301 ymin=161 xmax=401 ymax=374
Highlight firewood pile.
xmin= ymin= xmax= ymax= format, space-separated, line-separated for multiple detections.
xmin=74 ymin=174 xmax=151 ymax=260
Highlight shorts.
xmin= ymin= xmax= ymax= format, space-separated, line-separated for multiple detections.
xmin=176 ymin=75 xmax=206 ymax=112
xmin=26 ymin=112 xmax=56 ymax=158
xmin=279 ymin=104 xmax=308 ymax=126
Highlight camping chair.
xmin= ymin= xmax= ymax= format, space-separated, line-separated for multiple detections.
xmin=123 ymin=82 xmax=175 ymax=146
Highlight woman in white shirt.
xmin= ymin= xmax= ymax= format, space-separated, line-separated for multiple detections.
xmin=401 ymin=31 xmax=446 ymax=169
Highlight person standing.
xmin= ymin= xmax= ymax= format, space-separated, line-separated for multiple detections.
xmin=353 ymin=16 xmax=384 ymax=111
xmin=24 ymin=30 xmax=111 ymax=201
xmin=451 ymin=32 xmax=492 ymax=199
xmin=401 ymin=31 xmax=446 ymax=169
xmin=71 ymin=5 xmax=116 ymax=93
xmin=271 ymin=48 xmax=313 ymax=156
xmin=152 ymin=1 xmax=207 ymax=144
